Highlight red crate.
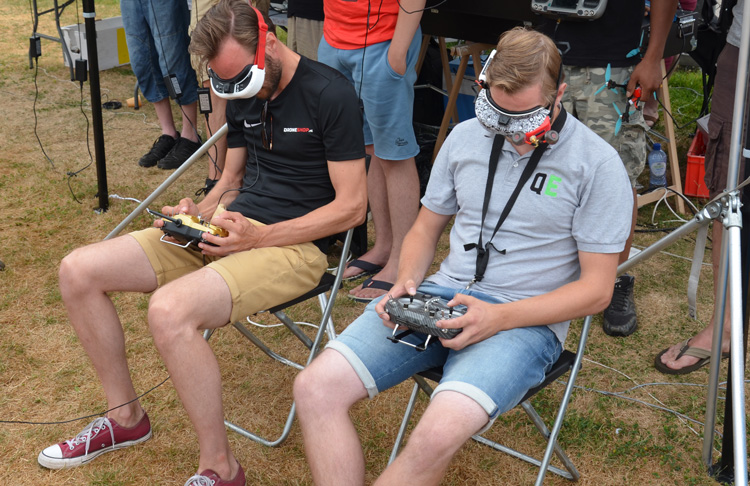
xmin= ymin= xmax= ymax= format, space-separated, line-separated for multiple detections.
xmin=685 ymin=131 xmax=710 ymax=198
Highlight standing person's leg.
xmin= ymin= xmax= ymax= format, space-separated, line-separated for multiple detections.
xmin=347 ymin=32 xmax=422 ymax=299
xmin=121 ymin=0 xmax=179 ymax=167
xmin=569 ymin=65 xmax=646 ymax=337
xmin=190 ymin=0 xmax=226 ymax=189
xmin=655 ymin=44 xmax=741 ymax=373
xmin=148 ymin=0 xmax=203 ymax=169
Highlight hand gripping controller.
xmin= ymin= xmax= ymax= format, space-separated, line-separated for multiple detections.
xmin=147 ymin=209 xmax=228 ymax=251
xmin=384 ymin=292 xmax=464 ymax=351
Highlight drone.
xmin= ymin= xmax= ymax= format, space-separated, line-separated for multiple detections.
xmin=595 ymin=63 xmax=644 ymax=135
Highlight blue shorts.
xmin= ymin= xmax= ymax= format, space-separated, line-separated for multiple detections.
xmin=327 ymin=282 xmax=562 ymax=421
xmin=318 ymin=31 xmax=421 ymax=161
xmin=121 ymin=0 xmax=198 ymax=105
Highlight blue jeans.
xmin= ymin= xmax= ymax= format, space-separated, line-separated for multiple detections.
xmin=328 ymin=282 xmax=562 ymax=420
xmin=120 ymin=0 xmax=198 ymax=105
xmin=317 ymin=29 xmax=421 ymax=161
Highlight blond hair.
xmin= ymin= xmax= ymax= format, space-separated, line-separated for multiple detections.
xmin=189 ymin=0 xmax=274 ymax=74
xmin=486 ymin=27 xmax=562 ymax=106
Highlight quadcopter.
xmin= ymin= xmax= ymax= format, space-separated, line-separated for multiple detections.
xmin=595 ymin=64 xmax=644 ymax=135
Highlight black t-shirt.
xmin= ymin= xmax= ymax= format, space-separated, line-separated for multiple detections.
xmin=225 ymin=56 xmax=365 ymax=234
xmin=539 ymin=0 xmax=646 ymax=67
xmin=287 ymin=0 xmax=324 ymax=21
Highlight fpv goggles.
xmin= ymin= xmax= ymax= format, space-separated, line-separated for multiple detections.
xmin=208 ymin=6 xmax=268 ymax=100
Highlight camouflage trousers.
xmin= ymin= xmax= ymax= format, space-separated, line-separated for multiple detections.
xmin=562 ymin=65 xmax=649 ymax=186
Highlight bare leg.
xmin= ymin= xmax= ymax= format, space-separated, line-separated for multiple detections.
xmin=153 ymin=98 xmax=178 ymax=139
xmin=294 ymin=350 xmax=369 ymax=486
xmin=342 ymin=146 xmax=391 ymax=279
xmin=204 ymin=80 xmax=228 ymax=181
xmin=659 ymin=222 xmax=731 ymax=370
xmin=148 ymin=267 xmax=238 ymax=480
xmin=179 ymin=101 xmax=201 ymax=143
xmin=59 ymin=236 xmax=158 ymax=426
xmin=349 ymin=153 xmax=419 ymax=299
xmin=375 ymin=391 xmax=487 ymax=486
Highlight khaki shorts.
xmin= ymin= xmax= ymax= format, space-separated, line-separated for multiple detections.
xmin=562 ymin=65 xmax=649 ymax=186
xmin=130 ymin=223 xmax=328 ymax=323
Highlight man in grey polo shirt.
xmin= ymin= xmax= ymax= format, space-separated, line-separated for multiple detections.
xmin=293 ymin=28 xmax=632 ymax=484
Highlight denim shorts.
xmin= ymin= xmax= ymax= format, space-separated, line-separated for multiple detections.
xmin=317 ymin=30 xmax=421 ymax=161
xmin=327 ymin=282 xmax=562 ymax=421
xmin=121 ymin=0 xmax=198 ymax=105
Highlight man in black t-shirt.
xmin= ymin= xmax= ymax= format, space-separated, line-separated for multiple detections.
xmin=37 ymin=1 xmax=367 ymax=485
xmin=539 ymin=0 xmax=676 ymax=338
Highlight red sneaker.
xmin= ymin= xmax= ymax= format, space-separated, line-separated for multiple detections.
xmin=38 ymin=412 xmax=152 ymax=469
xmin=184 ymin=463 xmax=246 ymax=486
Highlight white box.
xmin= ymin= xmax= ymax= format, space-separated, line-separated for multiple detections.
xmin=62 ymin=17 xmax=130 ymax=71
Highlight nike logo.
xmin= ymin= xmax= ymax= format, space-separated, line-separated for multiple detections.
xmin=244 ymin=121 xmax=261 ymax=128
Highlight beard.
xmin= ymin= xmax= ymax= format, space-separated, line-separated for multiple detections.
xmin=256 ymin=55 xmax=282 ymax=100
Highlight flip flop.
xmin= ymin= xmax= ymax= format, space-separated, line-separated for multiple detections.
xmin=347 ymin=277 xmax=393 ymax=303
xmin=654 ymin=338 xmax=730 ymax=375
xmin=342 ymin=259 xmax=384 ymax=282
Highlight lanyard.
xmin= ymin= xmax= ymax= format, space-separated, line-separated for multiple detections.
xmin=464 ymin=106 xmax=567 ymax=288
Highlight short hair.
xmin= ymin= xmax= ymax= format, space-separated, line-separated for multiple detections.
xmin=189 ymin=0 xmax=275 ymax=73
xmin=485 ymin=27 xmax=563 ymax=106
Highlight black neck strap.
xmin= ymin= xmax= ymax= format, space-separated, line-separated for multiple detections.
xmin=464 ymin=105 xmax=568 ymax=287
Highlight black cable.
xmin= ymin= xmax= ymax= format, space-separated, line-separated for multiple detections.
xmin=32 ymin=57 xmax=55 ymax=168
xmin=395 ymin=0 xmax=448 ymax=14
xmin=0 ymin=376 xmax=170 ymax=426
xmin=65 ymin=83 xmax=96 ymax=204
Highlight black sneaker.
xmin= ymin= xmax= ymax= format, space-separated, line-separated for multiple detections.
xmin=138 ymin=134 xmax=178 ymax=167
xmin=157 ymin=136 xmax=202 ymax=170
xmin=603 ymin=274 xmax=638 ymax=337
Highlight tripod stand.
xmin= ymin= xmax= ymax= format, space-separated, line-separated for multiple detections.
xmin=621 ymin=6 xmax=750 ymax=483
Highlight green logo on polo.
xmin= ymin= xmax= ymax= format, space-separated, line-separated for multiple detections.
xmin=530 ymin=173 xmax=562 ymax=197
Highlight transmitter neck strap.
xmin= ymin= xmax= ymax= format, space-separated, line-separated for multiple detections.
xmin=464 ymin=105 xmax=567 ymax=287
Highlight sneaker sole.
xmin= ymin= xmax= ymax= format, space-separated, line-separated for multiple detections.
xmin=37 ymin=429 xmax=152 ymax=469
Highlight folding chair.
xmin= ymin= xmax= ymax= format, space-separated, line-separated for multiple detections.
xmin=203 ymin=228 xmax=354 ymax=447
xmin=389 ymin=315 xmax=594 ymax=485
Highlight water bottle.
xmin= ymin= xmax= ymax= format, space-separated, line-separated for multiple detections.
xmin=647 ymin=143 xmax=667 ymax=191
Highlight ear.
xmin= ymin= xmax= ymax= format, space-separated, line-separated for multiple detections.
xmin=554 ymin=82 xmax=567 ymax=107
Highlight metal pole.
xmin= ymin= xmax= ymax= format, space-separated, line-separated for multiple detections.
xmin=82 ymin=0 xmax=108 ymax=213
xmin=705 ymin=3 xmax=750 ymax=482
xmin=105 ymin=124 xmax=228 ymax=240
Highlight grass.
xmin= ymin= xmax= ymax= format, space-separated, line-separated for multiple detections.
xmin=0 ymin=1 xmax=743 ymax=485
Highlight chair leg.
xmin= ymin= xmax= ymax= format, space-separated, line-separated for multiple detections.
xmin=233 ymin=321 xmax=304 ymax=370
xmin=532 ymin=315 xmax=592 ymax=485
xmin=388 ymin=382 xmax=422 ymax=465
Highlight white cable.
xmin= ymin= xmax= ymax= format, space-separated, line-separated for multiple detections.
xmin=109 ymin=194 xmax=142 ymax=204
xmin=580 ymin=357 xmax=708 ymax=443
xmin=245 ymin=316 xmax=319 ymax=330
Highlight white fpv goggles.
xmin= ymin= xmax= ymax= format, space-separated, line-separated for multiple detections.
xmin=207 ymin=5 xmax=268 ymax=100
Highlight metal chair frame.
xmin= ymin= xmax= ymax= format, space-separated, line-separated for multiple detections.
xmin=203 ymin=228 xmax=354 ymax=447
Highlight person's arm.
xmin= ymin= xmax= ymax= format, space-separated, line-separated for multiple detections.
xmin=374 ymin=207 xmax=453 ymax=318
xmin=437 ymin=250 xmax=620 ymax=350
xmin=628 ymin=0 xmax=679 ymax=99
xmin=387 ymin=0 xmax=427 ymax=75
xmin=199 ymin=158 xmax=367 ymax=255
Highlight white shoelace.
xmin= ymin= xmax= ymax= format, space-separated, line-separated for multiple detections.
xmin=183 ymin=474 xmax=215 ymax=486
xmin=64 ymin=417 xmax=115 ymax=456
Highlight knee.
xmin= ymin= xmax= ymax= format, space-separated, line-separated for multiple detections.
xmin=294 ymin=357 xmax=353 ymax=417
xmin=148 ymin=288 xmax=190 ymax=348
xmin=59 ymin=247 xmax=97 ymax=300
xmin=293 ymin=365 xmax=330 ymax=414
